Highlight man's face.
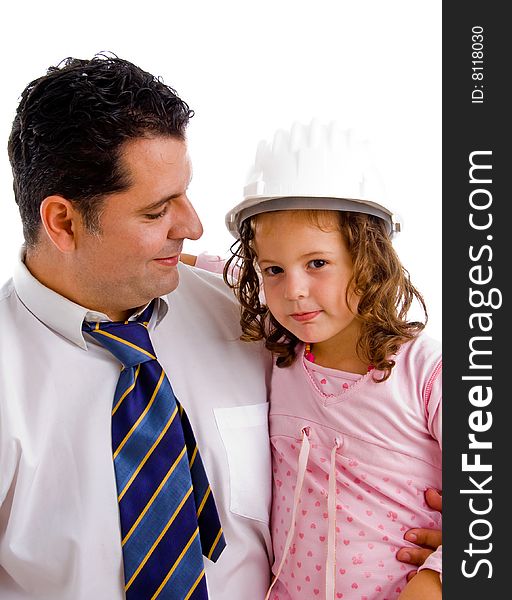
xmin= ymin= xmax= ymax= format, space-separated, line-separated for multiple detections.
xmin=73 ymin=136 xmax=203 ymax=318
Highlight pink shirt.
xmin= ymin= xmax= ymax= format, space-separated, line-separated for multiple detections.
xmin=268 ymin=335 xmax=442 ymax=600
xmin=192 ymin=254 xmax=442 ymax=598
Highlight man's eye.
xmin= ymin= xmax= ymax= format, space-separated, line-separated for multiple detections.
xmin=146 ymin=207 xmax=168 ymax=220
xmin=308 ymin=259 xmax=327 ymax=269
xmin=263 ymin=266 xmax=283 ymax=276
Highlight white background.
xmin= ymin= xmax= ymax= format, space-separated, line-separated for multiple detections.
xmin=0 ymin=0 xmax=441 ymax=340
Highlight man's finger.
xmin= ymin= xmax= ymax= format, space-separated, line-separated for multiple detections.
xmin=404 ymin=527 xmax=442 ymax=549
xmin=396 ymin=547 xmax=433 ymax=567
xmin=425 ymin=488 xmax=442 ymax=512
xmin=406 ymin=569 xmax=418 ymax=583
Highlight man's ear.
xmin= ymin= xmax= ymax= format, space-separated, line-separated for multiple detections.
xmin=39 ymin=196 xmax=81 ymax=252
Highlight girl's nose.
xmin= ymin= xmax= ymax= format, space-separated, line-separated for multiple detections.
xmin=284 ymin=273 xmax=308 ymax=300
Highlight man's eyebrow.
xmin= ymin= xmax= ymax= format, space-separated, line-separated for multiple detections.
xmin=140 ymin=193 xmax=182 ymax=212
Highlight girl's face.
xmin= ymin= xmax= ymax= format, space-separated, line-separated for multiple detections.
xmin=254 ymin=210 xmax=360 ymax=347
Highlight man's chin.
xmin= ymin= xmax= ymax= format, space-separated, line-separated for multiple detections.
xmin=152 ymin=271 xmax=180 ymax=298
xmin=117 ymin=271 xmax=180 ymax=311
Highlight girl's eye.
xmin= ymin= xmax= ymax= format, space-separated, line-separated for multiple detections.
xmin=263 ymin=266 xmax=283 ymax=276
xmin=308 ymin=259 xmax=327 ymax=269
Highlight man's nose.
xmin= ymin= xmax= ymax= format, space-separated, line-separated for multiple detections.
xmin=170 ymin=195 xmax=203 ymax=241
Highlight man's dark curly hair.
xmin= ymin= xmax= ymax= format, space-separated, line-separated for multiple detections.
xmin=8 ymin=52 xmax=193 ymax=246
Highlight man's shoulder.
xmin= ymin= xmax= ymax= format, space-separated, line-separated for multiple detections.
xmin=0 ymin=278 xmax=23 ymax=352
xmin=161 ymin=263 xmax=271 ymax=369
xmin=0 ymin=277 xmax=16 ymax=309
xmin=160 ymin=263 xmax=240 ymax=336
xmin=172 ymin=263 xmax=237 ymax=306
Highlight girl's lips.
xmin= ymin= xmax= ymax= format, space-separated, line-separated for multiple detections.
xmin=154 ymin=255 xmax=179 ymax=266
xmin=290 ymin=310 xmax=322 ymax=323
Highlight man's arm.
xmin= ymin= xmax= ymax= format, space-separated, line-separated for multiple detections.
xmin=397 ymin=569 xmax=441 ymax=600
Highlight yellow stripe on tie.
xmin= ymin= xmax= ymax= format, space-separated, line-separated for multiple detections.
xmin=189 ymin=446 xmax=198 ymax=469
xmin=150 ymin=528 xmax=200 ymax=600
xmin=122 ymin=445 xmax=188 ymax=545
xmin=113 ymin=369 xmax=165 ymax=459
xmin=207 ymin=527 xmax=224 ymax=560
xmin=124 ymin=485 xmax=194 ymax=590
xmin=118 ymin=405 xmax=178 ymax=501
xmin=183 ymin=571 xmax=205 ymax=600
xmin=95 ymin=329 xmax=156 ymax=361
xmin=196 ymin=486 xmax=211 ymax=518
xmin=112 ymin=364 xmax=141 ymax=416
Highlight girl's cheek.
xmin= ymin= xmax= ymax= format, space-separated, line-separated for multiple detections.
xmin=262 ymin=287 xmax=281 ymax=312
xmin=265 ymin=281 xmax=283 ymax=300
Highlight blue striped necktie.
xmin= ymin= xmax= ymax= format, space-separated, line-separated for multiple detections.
xmin=83 ymin=301 xmax=226 ymax=600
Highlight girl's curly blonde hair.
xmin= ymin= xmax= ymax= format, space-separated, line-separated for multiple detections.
xmin=224 ymin=209 xmax=427 ymax=381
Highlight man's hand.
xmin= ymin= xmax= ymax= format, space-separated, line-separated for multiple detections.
xmin=397 ymin=569 xmax=442 ymax=600
xmin=396 ymin=489 xmax=442 ymax=581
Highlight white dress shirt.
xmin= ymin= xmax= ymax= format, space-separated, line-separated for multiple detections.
xmin=0 ymin=253 xmax=272 ymax=600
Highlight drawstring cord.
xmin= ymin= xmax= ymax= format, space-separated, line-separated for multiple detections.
xmin=326 ymin=437 xmax=341 ymax=600
xmin=265 ymin=430 xmax=340 ymax=600
xmin=265 ymin=427 xmax=311 ymax=600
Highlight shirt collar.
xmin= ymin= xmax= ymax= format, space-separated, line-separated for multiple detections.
xmin=13 ymin=247 xmax=169 ymax=350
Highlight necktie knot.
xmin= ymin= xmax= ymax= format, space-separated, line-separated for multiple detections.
xmin=83 ymin=303 xmax=156 ymax=368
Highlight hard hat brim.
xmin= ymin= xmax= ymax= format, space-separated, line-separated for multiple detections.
xmin=225 ymin=195 xmax=401 ymax=239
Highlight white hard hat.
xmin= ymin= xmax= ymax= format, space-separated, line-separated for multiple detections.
xmin=225 ymin=119 xmax=401 ymax=238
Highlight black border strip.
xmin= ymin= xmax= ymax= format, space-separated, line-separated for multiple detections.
xmin=443 ymin=3 xmax=507 ymax=596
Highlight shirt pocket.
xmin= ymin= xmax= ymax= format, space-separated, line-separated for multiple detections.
xmin=214 ymin=402 xmax=271 ymax=523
